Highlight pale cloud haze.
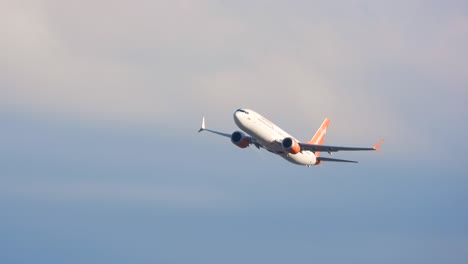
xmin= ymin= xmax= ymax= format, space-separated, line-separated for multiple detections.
xmin=1 ymin=1 xmax=468 ymax=263
xmin=3 ymin=1 xmax=467 ymax=155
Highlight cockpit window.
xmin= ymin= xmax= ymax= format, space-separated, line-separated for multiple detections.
xmin=236 ymin=109 xmax=249 ymax=114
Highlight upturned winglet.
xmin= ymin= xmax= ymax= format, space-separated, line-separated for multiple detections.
xmin=198 ymin=116 xmax=205 ymax=133
xmin=373 ymin=138 xmax=384 ymax=150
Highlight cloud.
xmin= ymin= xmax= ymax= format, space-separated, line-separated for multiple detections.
xmin=0 ymin=180 xmax=230 ymax=209
xmin=2 ymin=0 xmax=467 ymax=157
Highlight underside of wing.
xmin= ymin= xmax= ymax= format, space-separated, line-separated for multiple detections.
xmin=299 ymin=139 xmax=384 ymax=153
xmin=316 ymin=157 xmax=358 ymax=163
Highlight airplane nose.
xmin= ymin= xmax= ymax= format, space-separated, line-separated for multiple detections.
xmin=233 ymin=111 xmax=246 ymax=127
xmin=233 ymin=111 xmax=241 ymax=121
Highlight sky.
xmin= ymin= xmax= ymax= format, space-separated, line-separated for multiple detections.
xmin=1 ymin=0 xmax=468 ymax=263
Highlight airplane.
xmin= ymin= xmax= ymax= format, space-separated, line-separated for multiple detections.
xmin=198 ymin=108 xmax=383 ymax=166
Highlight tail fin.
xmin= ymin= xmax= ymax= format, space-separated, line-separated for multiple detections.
xmin=307 ymin=118 xmax=330 ymax=157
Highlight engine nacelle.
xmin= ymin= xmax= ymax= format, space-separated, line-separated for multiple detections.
xmin=282 ymin=137 xmax=301 ymax=154
xmin=231 ymin=131 xmax=249 ymax=148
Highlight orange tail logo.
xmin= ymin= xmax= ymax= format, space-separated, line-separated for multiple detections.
xmin=308 ymin=118 xmax=330 ymax=157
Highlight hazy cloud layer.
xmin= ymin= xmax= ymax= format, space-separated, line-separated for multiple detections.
xmin=2 ymin=2 xmax=468 ymax=263
xmin=3 ymin=1 xmax=468 ymax=154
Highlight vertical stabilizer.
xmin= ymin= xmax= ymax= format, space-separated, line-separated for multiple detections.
xmin=308 ymin=118 xmax=330 ymax=157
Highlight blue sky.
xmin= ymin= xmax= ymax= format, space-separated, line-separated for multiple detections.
xmin=2 ymin=1 xmax=468 ymax=263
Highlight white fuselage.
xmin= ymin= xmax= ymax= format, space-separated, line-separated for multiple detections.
xmin=233 ymin=109 xmax=317 ymax=166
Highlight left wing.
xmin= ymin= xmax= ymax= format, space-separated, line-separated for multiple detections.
xmin=299 ymin=138 xmax=384 ymax=153
xmin=198 ymin=116 xmax=231 ymax=138
xmin=198 ymin=116 xmax=262 ymax=149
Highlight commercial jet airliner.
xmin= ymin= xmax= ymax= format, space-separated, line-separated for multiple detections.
xmin=198 ymin=108 xmax=383 ymax=166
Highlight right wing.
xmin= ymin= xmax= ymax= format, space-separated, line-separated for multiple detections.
xmin=299 ymin=139 xmax=384 ymax=153
xmin=316 ymin=157 xmax=358 ymax=163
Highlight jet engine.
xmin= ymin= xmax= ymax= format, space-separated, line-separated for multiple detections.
xmin=282 ymin=137 xmax=301 ymax=154
xmin=231 ymin=131 xmax=249 ymax=148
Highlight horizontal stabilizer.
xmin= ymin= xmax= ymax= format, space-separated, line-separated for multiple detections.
xmin=317 ymin=157 xmax=358 ymax=163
